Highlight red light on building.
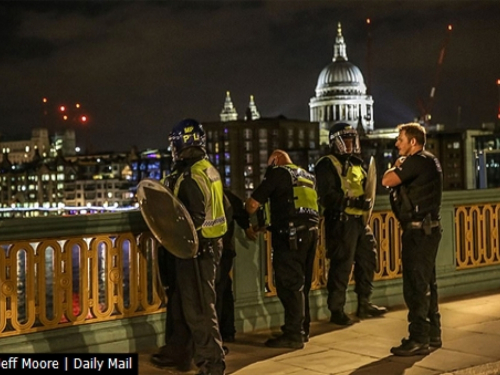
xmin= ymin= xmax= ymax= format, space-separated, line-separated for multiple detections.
xmin=60 ymin=106 xmax=66 ymax=112
xmin=81 ymin=115 xmax=87 ymax=123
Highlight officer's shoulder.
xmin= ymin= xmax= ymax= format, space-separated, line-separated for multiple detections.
xmin=315 ymin=155 xmax=332 ymax=166
xmin=413 ymin=150 xmax=437 ymax=163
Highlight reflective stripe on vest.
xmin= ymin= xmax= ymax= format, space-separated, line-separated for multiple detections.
xmin=264 ymin=164 xmax=319 ymax=225
xmin=174 ymin=159 xmax=227 ymax=238
xmin=281 ymin=164 xmax=319 ymax=214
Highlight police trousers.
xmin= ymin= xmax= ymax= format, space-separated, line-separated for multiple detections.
xmin=215 ymin=247 xmax=236 ymax=339
xmin=401 ymin=226 xmax=442 ymax=344
xmin=162 ymin=238 xmax=225 ymax=373
xmin=325 ymin=216 xmax=377 ymax=312
xmin=271 ymin=226 xmax=318 ymax=339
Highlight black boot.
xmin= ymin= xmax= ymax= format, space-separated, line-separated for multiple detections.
xmin=356 ymin=297 xmax=387 ymax=319
xmin=329 ymin=310 xmax=355 ymax=326
xmin=391 ymin=338 xmax=430 ymax=356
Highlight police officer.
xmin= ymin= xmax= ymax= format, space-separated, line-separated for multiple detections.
xmin=216 ymin=188 xmax=256 ymax=343
xmin=246 ymin=149 xmax=319 ymax=349
xmin=150 ymin=119 xmax=227 ymax=375
xmin=315 ymin=123 xmax=387 ymax=326
xmin=382 ymin=122 xmax=443 ymax=357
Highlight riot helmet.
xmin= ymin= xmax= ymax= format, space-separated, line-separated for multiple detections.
xmin=329 ymin=123 xmax=361 ymax=155
xmin=169 ymin=118 xmax=206 ymax=160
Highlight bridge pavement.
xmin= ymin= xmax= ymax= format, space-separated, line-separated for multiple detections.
xmin=138 ymin=290 xmax=500 ymax=375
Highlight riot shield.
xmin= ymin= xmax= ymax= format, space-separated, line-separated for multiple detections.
xmin=136 ymin=178 xmax=198 ymax=259
xmin=363 ymin=156 xmax=377 ymax=226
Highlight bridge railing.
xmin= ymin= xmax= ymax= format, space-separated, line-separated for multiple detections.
xmin=1 ymin=189 xmax=500 ymax=340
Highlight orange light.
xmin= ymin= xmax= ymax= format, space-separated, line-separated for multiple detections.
xmin=366 ymin=18 xmax=371 ymax=24
xmin=42 ymin=97 xmax=48 ymax=103
xmin=60 ymin=106 xmax=66 ymax=112
xmin=448 ymin=24 xmax=452 ymax=31
xmin=76 ymin=103 xmax=80 ymax=108
xmin=63 ymin=115 xmax=68 ymax=120
xmin=497 ymin=79 xmax=500 ymax=85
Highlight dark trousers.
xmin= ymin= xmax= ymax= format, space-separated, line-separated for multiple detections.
xmin=161 ymin=239 xmax=225 ymax=374
xmin=401 ymin=227 xmax=442 ymax=344
xmin=271 ymin=227 xmax=318 ymax=339
xmin=215 ymin=249 xmax=236 ymax=339
xmin=325 ymin=216 xmax=377 ymax=312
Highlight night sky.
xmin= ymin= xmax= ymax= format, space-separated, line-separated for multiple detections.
xmin=1 ymin=1 xmax=499 ymax=153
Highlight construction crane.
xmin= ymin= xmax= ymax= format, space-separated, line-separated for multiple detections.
xmin=366 ymin=18 xmax=372 ymax=96
xmin=417 ymin=24 xmax=453 ymax=127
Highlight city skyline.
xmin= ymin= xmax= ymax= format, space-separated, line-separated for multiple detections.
xmin=1 ymin=1 xmax=499 ymax=152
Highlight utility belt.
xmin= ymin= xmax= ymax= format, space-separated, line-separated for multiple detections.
xmin=403 ymin=215 xmax=440 ymax=235
xmin=271 ymin=222 xmax=318 ymax=251
xmin=337 ymin=212 xmax=363 ymax=222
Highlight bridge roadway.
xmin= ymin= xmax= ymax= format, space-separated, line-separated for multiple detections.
xmin=136 ymin=290 xmax=500 ymax=375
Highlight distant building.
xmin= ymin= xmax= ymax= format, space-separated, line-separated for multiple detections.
xmin=205 ymin=110 xmax=320 ymax=198
xmin=0 ymin=128 xmax=76 ymax=165
xmin=0 ymin=149 xmax=138 ymax=218
xmin=363 ymin=127 xmax=497 ymax=193
xmin=128 ymin=147 xmax=173 ymax=195
xmin=310 ymin=23 xmax=374 ymax=145
xmin=63 ymin=152 xmax=135 ymax=210
xmin=0 ymin=150 xmax=75 ymax=218
xmin=0 ymin=128 xmax=51 ymax=164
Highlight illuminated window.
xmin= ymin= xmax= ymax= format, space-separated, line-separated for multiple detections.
xmin=244 ymin=178 xmax=254 ymax=190
xmin=287 ymin=128 xmax=294 ymax=149
xmin=259 ymin=150 xmax=267 ymax=164
xmin=244 ymin=165 xmax=253 ymax=177
xmin=298 ymin=129 xmax=305 ymax=148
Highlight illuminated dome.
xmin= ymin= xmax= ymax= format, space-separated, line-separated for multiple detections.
xmin=309 ymin=22 xmax=374 ymax=144
xmin=316 ymin=61 xmax=366 ymax=96
xmin=315 ymin=24 xmax=366 ymax=97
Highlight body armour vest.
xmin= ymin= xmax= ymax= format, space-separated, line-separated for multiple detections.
xmin=264 ymin=164 xmax=319 ymax=226
xmin=390 ymin=150 xmax=442 ymax=222
xmin=173 ymin=159 xmax=227 ymax=239
xmin=319 ymin=155 xmax=366 ymax=216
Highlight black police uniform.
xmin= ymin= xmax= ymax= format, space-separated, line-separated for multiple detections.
xmin=154 ymin=157 xmax=226 ymax=375
xmin=315 ymin=154 xmax=378 ymax=320
xmin=251 ymin=165 xmax=319 ymax=343
xmin=390 ymin=150 xmax=443 ymax=346
xmin=216 ymin=189 xmax=251 ymax=342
